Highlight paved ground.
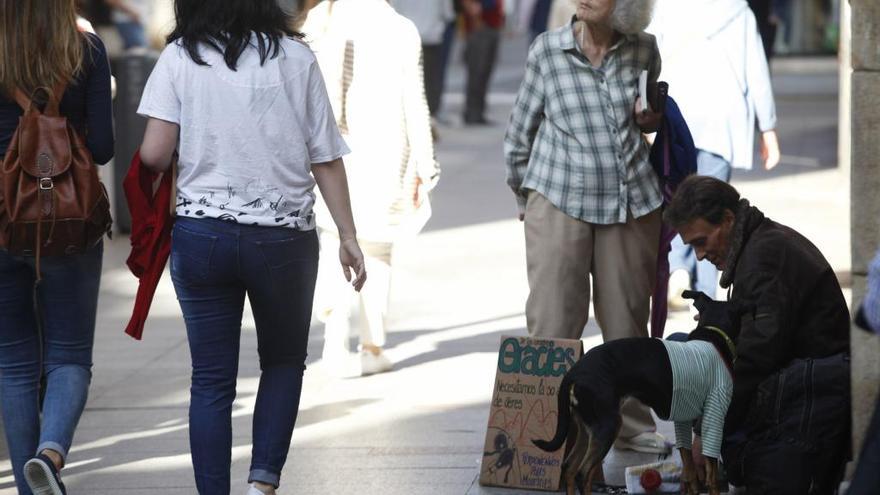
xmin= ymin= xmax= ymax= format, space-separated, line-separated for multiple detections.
xmin=0 ymin=33 xmax=847 ymax=494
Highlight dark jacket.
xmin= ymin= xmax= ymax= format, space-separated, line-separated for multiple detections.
xmin=719 ymin=200 xmax=850 ymax=432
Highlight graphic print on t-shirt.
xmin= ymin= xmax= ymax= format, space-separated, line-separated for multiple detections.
xmin=176 ymin=176 xmax=316 ymax=229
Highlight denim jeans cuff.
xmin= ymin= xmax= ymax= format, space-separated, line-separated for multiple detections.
xmin=248 ymin=468 xmax=280 ymax=488
xmin=36 ymin=441 xmax=67 ymax=461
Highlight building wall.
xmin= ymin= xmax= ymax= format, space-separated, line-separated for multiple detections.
xmin=850 ymin=0 xmax=880 ymax=471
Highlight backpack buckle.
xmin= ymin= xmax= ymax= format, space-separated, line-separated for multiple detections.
xmin=39 ymin=178 xmax=53 ymax=190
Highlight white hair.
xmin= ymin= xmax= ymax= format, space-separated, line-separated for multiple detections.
xmin=611 ymin=0 xmax=656 ymax=34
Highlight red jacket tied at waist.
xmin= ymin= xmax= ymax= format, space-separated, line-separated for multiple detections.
xmin=123 ymin=151 xmax=173 ymax=340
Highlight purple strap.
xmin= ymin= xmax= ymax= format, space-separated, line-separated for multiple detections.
xmin=650 ymin=124 xmax=675 ymax=338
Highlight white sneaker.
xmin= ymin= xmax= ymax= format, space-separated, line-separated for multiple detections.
xmin=246 ymin=483 xmax=276 ymax=495
xmin=360 ymin=350 xmax=393 ymax=376
xmin=667 ymin=269 xmax=691 ymax=312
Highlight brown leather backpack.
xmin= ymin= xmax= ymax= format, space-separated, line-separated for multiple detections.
xmin=0 ymin=83 xmax=112 ymax=269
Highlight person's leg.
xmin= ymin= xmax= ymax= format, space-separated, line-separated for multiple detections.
xmin=243 ymin=227 xmax=319 ymax=489
xmin=592 ymin=209 xmax=662 ymax=443
xmin=170 ymin=219 xmax=244 ymax=495
xmin=524 ymin=192 xmax=593 ymax=340
xmin=474 ymin=27 xmax=501 ymax=120
xmin=463 ymin=29 xmax=482 ymax=122
xmin=357 ymin=241 xmax=393 ymax=375
xmin=0 ymin=250 xmax=41 ymax=495
xmin=317 ymin=231 xmax=355 ymax=371
xmin=421 ymin=44 xmax=444 ymax=117
xmin=667 ymin=234 xmax=694 ymax=275
xmin=464 ymin=27 xmax=499 ymax=122
xmin=357 ymin=241 xmax=392 ymax=349
xmin=35 ymin=242 xmax=103 ymax=464
xmin=692 ymin=151 xmax=732 ymax=298
xmin=437 ymin=21 xmax=457 ymax=116
xmin=666 ymin=234 xmax=694 ymax=309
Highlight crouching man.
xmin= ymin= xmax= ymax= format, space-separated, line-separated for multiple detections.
xmin=665 ymin=176 xmax=851 ymax=494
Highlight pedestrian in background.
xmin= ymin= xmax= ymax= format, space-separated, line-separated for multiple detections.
xmin=438 ymin=0 xmax=464 ymax=121
xmin=462 ymin=0 xmax=504 ymax=125
xmin=0 ymin=0 xmax=114 ymax=493
xmin=747 ymin=0 xmax=777 ymax=60
xmin=648 ymin=0 xmax=780 ymax=308
xmin=104 ymin=0 xmax=150 ymax=49
xmin=391 ymin=0 xmax=456 ymax=132
xmin=137 ymin=0 xmax=365 ymax=493
xmin=527 ymin=0 xmax=553 ymax=44
xmin=505 ymin=0 xmax=672 ymax=454
xmin=303 ymin=0 xmax=439 ymax=377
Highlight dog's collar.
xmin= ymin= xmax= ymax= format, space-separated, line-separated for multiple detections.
xmin=703 ymin=326 xmax=737 ymax=364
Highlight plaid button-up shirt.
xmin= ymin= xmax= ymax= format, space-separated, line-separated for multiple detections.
xmin=504 ymin=23 xmax=663 ymax=224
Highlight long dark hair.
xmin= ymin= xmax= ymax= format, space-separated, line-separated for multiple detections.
xmin=167 ymin=0 xmax=303 ymax=71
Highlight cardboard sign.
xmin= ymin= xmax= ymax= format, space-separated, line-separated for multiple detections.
xmin=479 ymin=335 xmax=584 ymax=491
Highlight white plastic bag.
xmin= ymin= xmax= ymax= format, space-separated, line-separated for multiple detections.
xmin=624 ymin=459 xmax=682 ymax=494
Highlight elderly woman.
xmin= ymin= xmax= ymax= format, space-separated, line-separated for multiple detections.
xmin=504 ymin=0 xmax=669 ymax=454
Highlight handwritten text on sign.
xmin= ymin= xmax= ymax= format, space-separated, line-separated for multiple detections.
xmin=480 ymin=336 xmax=583 ymax=491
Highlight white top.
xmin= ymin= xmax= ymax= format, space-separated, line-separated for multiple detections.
xmin=390 ymin=0 xmax=456 ymax=45
xmin=648 ymin=0 xmax=777 ymax=170
xmin=111 ymin=0 xmax=151 ymax=24
xmin=137 ymin=36 xmax=349 ymax=229
xmin=303 ymin=0 xmax=439 ymax=242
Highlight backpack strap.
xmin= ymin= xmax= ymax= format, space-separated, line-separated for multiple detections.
xmin=44 ymin=80 xmax=67 ymax=116
xmin=12 ymin=80 xmax=67 ymax=116
xmin=12 ymin=88 xmax=34 ymax=112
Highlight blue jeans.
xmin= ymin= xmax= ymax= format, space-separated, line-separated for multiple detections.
xmin=0 ymin=243 xmax=102 ymax=495
xmin=170 ymin=218 xmax=319 ymax=494
xmin=668 ymin=150 xmax=732 ymax=297
xmin=114 ymin=21 xmax=146 ymax=50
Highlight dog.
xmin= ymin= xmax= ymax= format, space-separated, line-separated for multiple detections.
xmin=532 ymin=292 xmax=747 ymax=495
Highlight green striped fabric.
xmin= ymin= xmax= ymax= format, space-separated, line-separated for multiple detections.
xmin=661 ymin=339 xmax=733 ymax=459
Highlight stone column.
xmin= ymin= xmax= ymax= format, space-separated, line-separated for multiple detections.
xmin=850 ymin=0 xmax=880 ymax=470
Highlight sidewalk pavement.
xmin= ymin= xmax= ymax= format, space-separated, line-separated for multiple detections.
xmin=0 ymin=33 xmax=847 ymax=494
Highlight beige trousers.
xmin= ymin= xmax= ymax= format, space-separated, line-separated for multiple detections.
xmin=524 ymin=192 xmax=662 ymax=439
xmin=317 ymin=231 xmax=393 ymax=354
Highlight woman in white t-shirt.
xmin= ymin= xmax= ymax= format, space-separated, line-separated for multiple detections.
xmin=137 ymin=1 xmax=365 ymax=494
